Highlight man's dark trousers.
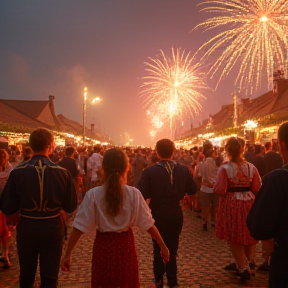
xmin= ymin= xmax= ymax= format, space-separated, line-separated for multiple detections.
xmin=153 ymin=209 xmax=183 ymax=287
xmin=17 ymin=217 xmax=63 ymax=288
xmin=269 ymin=243 xmax=288 ymax=288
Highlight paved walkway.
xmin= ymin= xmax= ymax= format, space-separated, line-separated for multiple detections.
xmin=0 ymin=209 xmax=269 ymax=288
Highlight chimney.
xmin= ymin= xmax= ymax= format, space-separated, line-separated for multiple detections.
xmin=238 ymin=103 xmax=243 ymax=116
xmin=241 ymin=98 xmax=250 ymax=111
xmin=48 ymin=95 xmax=62 ymax=130
xmin=273 ymin=78 xmax=288 ymax=96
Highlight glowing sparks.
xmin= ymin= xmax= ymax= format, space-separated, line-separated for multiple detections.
xmin=260 ymin=15 xmax=268 ymax=22
xmin=244 ymin=119 xmax=258 ymax=129
xmin=91 ymin=97 xmax=101 ymax=104
xmin=193 ymin=0 xmax=288 ymax=94
xmin=84 ymin=87 xmax=87 ymax=101
xmin=140 ymin=48 xmax=207 ymax=139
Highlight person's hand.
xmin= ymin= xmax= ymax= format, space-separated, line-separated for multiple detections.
xmin=60 ymin=255 xmax=71 ymax=272
xmin=6 ymin=212 xmax=20 ymax=226
xmin=160 ymin=245 xmax=170 ymax=264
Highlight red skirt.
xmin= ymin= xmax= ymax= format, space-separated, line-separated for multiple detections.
xmin=91 ymin=228 xmax=140 ymax=288
xmin=216 ymin=195 xmax=258 ymax=246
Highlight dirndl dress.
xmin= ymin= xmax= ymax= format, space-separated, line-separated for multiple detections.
xmin=214 ymin=161 xmax=261 ymax=245
xmin=91 ymin=228 xmax=139 ymax=288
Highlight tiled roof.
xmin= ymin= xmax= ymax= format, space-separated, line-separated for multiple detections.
xmin=271 ymin=89 xmax=288 ymax=114
xmin=57 ymin=114 xmax=82 ymax=135
xmin=0 ymin=98 xmax=104 ymax=141
xmin=239 ymin=91 xmax=276 ymax=121
xmin=0 ymin=99 xmax=48 ymax=119
xmin=0 ymin=99 xmax=60 ymax=130
xmin=57 ymin=114 xmax=103 ymax=140
xmin=0 ymin=101 xmax=49 ymax=129
xmin=211 ymin=79 xmax=288 ymax=130
xmin=177 ymin=79 xmax=288 ymax=140
xmin=212 ymin=104 xmax=234 ymax=129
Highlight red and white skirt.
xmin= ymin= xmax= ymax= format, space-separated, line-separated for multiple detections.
xmin=91 ymin=228 xmax=140 ymax=288
xmin=216 ymin=194 xmax=258 ymax=245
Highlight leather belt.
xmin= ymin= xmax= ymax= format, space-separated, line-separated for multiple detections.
xmin=20 ymin=213 xmax=61 ymax=219
xmin=228 ymin=187 xmax=250 ymax=192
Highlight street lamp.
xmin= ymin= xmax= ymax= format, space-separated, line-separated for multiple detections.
xmin=83 ymin=87 xmax=87 ymax=145
xmin=83 ymin=87 xmax=102 ymax=145
xmin=91 ymin=97 xmax=101 ymax=104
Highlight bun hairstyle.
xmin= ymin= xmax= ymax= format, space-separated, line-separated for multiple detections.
xmin=225 ymin=137 xmax=245 ymax=162
xmin=102 ymin=148 xmax=129 ymax=217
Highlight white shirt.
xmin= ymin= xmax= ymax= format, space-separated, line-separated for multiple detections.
xmin=196 ymin=157 xmax=218 ymax=193
xmin=87 ymin=153 xmax=103 ymax=181
xmin=73 ymin=185 xmax=155 ymax=233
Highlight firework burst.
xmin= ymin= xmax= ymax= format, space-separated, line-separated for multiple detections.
xmin=193 ymin=0 xmax=288 ymax=94
xmin=140 ymin=48 xmax=207 ymax=139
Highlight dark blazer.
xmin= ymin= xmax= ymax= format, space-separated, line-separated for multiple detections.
xmin=0 ymin=155 xmax=77 ymax=218
xmin=137 ymin=161 xmax=197 ymax=214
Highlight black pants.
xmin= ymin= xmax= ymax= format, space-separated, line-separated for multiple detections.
xmin=269 ymin=245 xmax=288 ymax=288
xmin=17 ymin=217 xmax=63 ymax=288
xmin=152 ymin=209 xmax=183 ymax=287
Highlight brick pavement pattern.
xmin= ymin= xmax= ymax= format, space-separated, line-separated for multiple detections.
xmin=0 ymin=209 xmax=269 ymax=288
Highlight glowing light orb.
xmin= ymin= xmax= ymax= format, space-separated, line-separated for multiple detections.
xmin=260 ymin=15 xmax=268 ymax=22
xmin=244 ymin=119 xmax=258 ymax=130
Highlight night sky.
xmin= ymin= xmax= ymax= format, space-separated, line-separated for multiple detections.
xmin=0 ymin=1 xmax=268 ymax=146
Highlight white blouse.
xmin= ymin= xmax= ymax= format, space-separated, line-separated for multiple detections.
xmin=73 ymin=185 xmax=155 ymax=233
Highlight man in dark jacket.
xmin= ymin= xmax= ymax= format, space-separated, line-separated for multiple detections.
xmin=138 ymin=139 xmax=197 ymax=288
xmin=263 ymin=141 xmax=283 ymax=176
xmin=247 ymin=122 xmax=288 ymax=288
xmin=58 ymin=146 xmax=79 ymax=180
xmin=0 ymin=128 xmax=77 ymax=288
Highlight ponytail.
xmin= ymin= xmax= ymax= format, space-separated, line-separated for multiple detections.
xmin=104 ymin=170 xmax=123 ymax=217
xmin=102 ymin=148 xmax=128 ymax=217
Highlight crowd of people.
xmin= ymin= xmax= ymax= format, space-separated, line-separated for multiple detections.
xmin=0 ymin=122 xmax=288 ymax=287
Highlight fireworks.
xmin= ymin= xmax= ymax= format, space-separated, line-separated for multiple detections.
xmin=193 ymin=0 xmax=288 ymax=94
xmin=140 ymin=48 xmax=207 ymax=139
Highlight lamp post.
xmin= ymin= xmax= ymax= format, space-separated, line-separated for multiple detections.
xmin=83 ymin=87 xmax=87 ymax=145
xmin=233 ymin=92 xmax=238 ymax=128
xmin=83 ymin=87 xmax=102 ymax=145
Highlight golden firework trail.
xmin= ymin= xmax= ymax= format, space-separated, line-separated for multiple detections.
xmin=193 ymin=0 xmax=288 ymax=94
xmin=140 ymin=48 xmax=207 ymax=139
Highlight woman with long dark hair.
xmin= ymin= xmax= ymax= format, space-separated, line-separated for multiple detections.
xmin=214 ymin=137 xmax=261 ymax=280
xmin=61 ymin=148 xmax=169 ymax=288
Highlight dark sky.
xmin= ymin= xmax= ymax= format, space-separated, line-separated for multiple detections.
xmin=0 ymin=0 xmax=267 ymax=146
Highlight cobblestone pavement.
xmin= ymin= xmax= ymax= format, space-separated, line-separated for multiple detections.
xmin=0 ymin=209 xmax=269 ymax=288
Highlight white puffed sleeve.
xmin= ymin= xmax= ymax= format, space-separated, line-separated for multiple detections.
xmin=73 ymin=189 xmax=97 ymax=233
xmin=130 ymin=187 xmax=155 ymax=231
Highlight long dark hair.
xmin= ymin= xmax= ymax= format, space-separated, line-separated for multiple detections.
xmin=102 ymin=148 xmax=129 ymax=217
